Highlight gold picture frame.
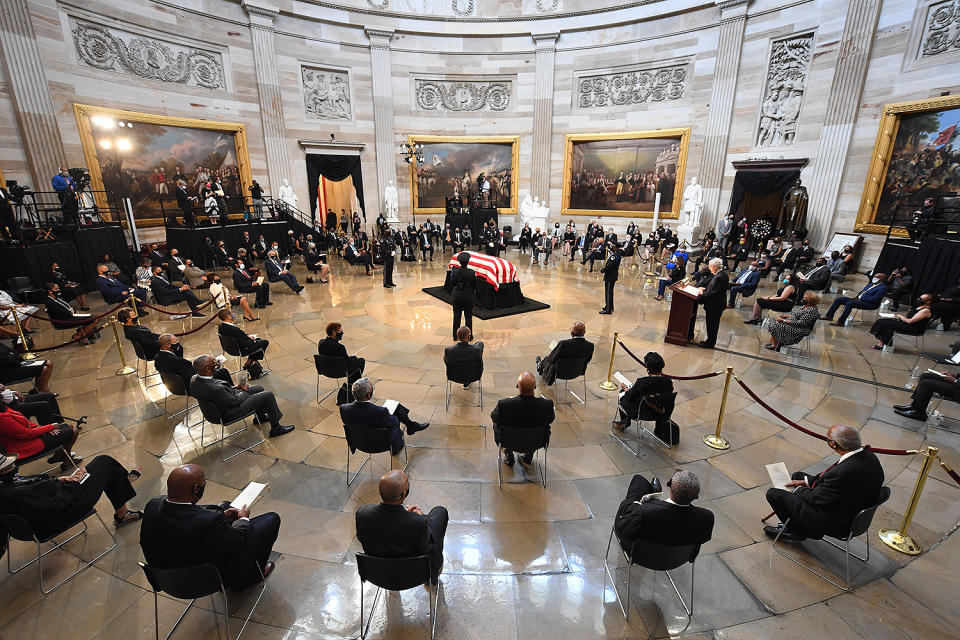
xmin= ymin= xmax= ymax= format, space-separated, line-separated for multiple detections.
xmin=854 ymin=94 xmax=960 ymax=236
xmin=73 ymin=103 xmax=253 ymax=228
xmin=561 ymin=128 xmax=690 ymax=218
xmin=408 ymin=135 xmax=520 ymax=216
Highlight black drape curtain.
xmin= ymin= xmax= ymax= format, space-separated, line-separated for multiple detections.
xmin=727 ymin=170 xmax=800 ymax=216
xmin=912 ymin=236 xmax=960 ymax=302
xmin=75 ymin=226 xmax=134 ymax=287
xmin=166 ymin=221 xmax=290 ymax=269
xmin=873 ymin=241 xmax=918 ymax=276
xmin=305 ymin=154 xmax=366 ymax=223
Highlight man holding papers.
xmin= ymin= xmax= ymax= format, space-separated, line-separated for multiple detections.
xmin=339 ymin=377 xmax=430 ymax=455
xmin=764 ymin=424 xmax=883 ymax=542
xmin=140 ymin=464 xmax=280 ymax=591
xmin=535 ymin=321 xmax=594 ymax=385
xmin=894 ymin=369 xmax=960 ymax=421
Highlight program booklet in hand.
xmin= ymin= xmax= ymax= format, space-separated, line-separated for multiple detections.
xmin=231 ymin=482 xmax=267 ymax=509
xmin=383 ymin=399 xmax=399 ymax=415
xmin=549 ymin=339 xmax=558 ymax=350
xmin=613 ymin=371 xmax=632 ymax=387
xmin=766 ymin=462 xmax=791 ymax=491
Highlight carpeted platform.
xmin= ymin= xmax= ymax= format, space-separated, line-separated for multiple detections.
xmin=422 ymin=286 xmax=551 ymax=319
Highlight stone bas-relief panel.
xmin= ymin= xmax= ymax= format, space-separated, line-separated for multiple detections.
xmin=415 ymin=79 xmax=511 ymax=112
xmin=70 ymin=18 xmax=225 ymax=90
xmin=576 ymin=63 xmax=687 ymax=109
xmin=756 ymin=33 xmax=813 ymax=147
xmin=301 ymin=66 xmax=352 ymax=120
xmin=921 ymin=0 xmax=960 ymax=57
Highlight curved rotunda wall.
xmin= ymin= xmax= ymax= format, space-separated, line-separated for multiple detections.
xmin=1 ymin=0 xmax=958 ymax=266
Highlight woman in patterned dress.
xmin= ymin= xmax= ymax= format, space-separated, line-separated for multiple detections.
xmin=765 ymin=291 xmax=820 ymax=351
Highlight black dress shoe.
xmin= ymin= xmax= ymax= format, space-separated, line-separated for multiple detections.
xmin=743 ymin=319 xmax=760 ymax=325
xmin=650 ymin=476 xmax=662 ymax=493
xmin=894 ymin=407 xmax=927 ymax=422
xmin=265 ymin=301 xmax=274 ymax=306
xmin=519 ymin=452 xmax=534 ymax=465
xmin=191 ymin=311 xmax=205 ymax=317
xmin=697 ymin=341 xmax=715 ymax=349
xmin=599 ymin=309 xmax=611 ymax=315
xmin=763 ymin=524 xmax=806 ymax=542
xmin=268 ymin=425 xmax=295 ymax=437
xmin=407 ymin=421 xmax=430 ymax=435
xmin=502 ymin=450 xmax=515 ymax=465
xmin=892 ymin=404 xmax=913 ymax=411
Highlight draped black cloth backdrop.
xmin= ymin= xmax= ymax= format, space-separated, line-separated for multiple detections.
xmin=727 ymin=170 xmax=800 ymax=217
xmin=875 ymin=235 xmax=960 ymax=304
xmin=305 ymin=155 xmax=367 ymax=223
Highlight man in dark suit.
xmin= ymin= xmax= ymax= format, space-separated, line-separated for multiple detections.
xmin=599 ymin=242 xmax=623 ymax=314
xmin=418 ymin=228 xmax=434 ymax=261
xmin=95 ymin=263 xmax=148 ymax=311
xmin=167 ymin=248 xmax=186 ymax=282
xmin=490 ymin=371 xmax=555 ymax=466
xmin=150 ymin=266 xmax=204 ymax=317
xmin=697 ymin=258 xmax=729 ymax=349
xmin=0 ymin=453 xmax=142 ymax=540
xmin=149 ymin=244 xmax=167 ymax=269
xmin=536 ymin=321 xmax=594 ymax=385
xmin=344 ymin=241 xmax=374 ymax=275
xmin=355 ymin=469 xmax=448 ymax=584
xmin=339 ymin=377 xmax=429 ymax=454
xmin=217 ymin=309 xmax=268 ymax=369
xmin=317 ymin=322 xmax=365 ymax=385
xmin=451 ymin=227 xmax=465 ymax=253
xmin=822 ymin=275 xmax=888 ymax=326
xmin=119 ymin=308 xmax=161 ymax=359
xmin=726 ymin=262 xmax=762 ymax=308
xmin=189 ymin=355 xmax=292 ymax=437
xmin=764 ymin=424 xmax=884 ymax=541
xmin=155 ymin=333 xmax=231 ymax=392
xmin=174 ymin=180 xmax=196 ymax=226
xmin=232 ymin=260 xmax=270 ymax=308
xmin=139 ymin=463 xmax=281 ymax=591
xmin=795 ymin=257 xmax=831 ymax=300
xmin=894 ymin=370 xmax=960 ymax=421
xmin=264 ymin=251 xmax=303 ymax=294
xmin=444 ymin=326 xmax=484 ymax=389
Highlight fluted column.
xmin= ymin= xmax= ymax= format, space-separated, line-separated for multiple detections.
xmin=243 ymin=1 xmax=290 ymax=197
xmin=805 ymin=0 xmax=882 ymax=246
xmin=367 ymin=28 xmax=395 ymax=217
xmin=530 ymin=33 xmax=559 ymax=202
xmin=699 ymin=0 xmax=750 ymax=229
xmin=0 ymin=0 xmax=66 ymax=189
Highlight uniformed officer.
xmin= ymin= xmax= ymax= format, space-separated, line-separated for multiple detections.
xmin=382 ymin=233 xmax=396 ymax=288
xmin=599 ymin=241 xmax=622 ymax=315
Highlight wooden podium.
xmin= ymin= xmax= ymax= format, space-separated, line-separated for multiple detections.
xmin=664 ymin=283 xmax=700 ymax=346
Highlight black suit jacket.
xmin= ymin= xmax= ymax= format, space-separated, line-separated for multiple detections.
xmin=44 ymin=295 xmax=80 ymax=328
xmin=601 ymin=251 xmax=622 ymax=283
xmin=318 ymin=337 xmax=362 ymax=372
xmin=124 ymin=324 xmax=161 ymax=359
xmin=443 ymin=341 xmax=484 ymax=381
xmin=621 ymin=376 xmax=674 ymax=413
xmin=155 ymin=348 xmax=197 ymax=389
xmin=218 ymin=322 xmax=262 ymax=356
xmin=355 ymin=503 xmax=430 ymax=561
xmin=232 ymin=268 xmax=259 ymax=293
xmin=490 ymin=394 xmax=555 ymax=444
xmin=140 ymin=497 xmax=253 ymax=581
xmin=151 ymin=276 xmax=185 ymax=306
xmin=0 ymin=474 xmax=89 ymax=538
xmin=790 ymin=449 xmax=884 ymax=538
xmin=541 ymin=337 xmax=595 ymax=385
xmin=700 ymin=270 xmax=729 ymax=310
xmin=615 ymin=491 xmax=714 ymax=555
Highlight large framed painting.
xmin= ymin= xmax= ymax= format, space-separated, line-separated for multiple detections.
xmin=74 ymin=103 xmax=252 ymax=227
xmin=409 ymin=135 xmax=519 ymax=215
xmin=561 ymin=128 xmax=691 ymax=218
xmin=855 ymin=95 xmax=960 ymax=235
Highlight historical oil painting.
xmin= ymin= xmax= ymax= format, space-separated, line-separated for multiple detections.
xmin=410 ymin=136 xmax=518 ymax=214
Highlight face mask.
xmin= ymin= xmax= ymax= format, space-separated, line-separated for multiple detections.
xmin=0 ymin=388 xmax=14 ymax=403
xmin=749 ymin=265 xmax=757 ymax=271
xmin=213 ymin=278 xmax=221 ymax=284
xmin=872 ymin=277 xmax=881 ymax=284
xmin=236 ymin=263 xmax=244 ymax=270
xmin=783 ymin=278 xmax=790 ymax=284
xmin=335 ymin=331 xmax=344 ymax=340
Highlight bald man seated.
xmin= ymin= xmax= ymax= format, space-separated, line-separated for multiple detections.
xmin=154 ymin=333 xmax=232 ymax=392
xmin=614 ymin=470 xmax=714 ymax=556
xmin=490 ymin=371 xmax=555 ymax=466
xmin=535 ymin=321 xmax=595 ymax=386
xmin=764 ymin=424 xmax=884 ymax=542
xmin=355 ymin=470 xmax=448 ymax=584
xmin=139 ymin=464 xmax=280 ymax=591
xmin=443 ymin=326 xmax=484 ymax=390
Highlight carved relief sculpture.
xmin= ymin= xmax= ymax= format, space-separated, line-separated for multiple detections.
xmin=415 ymin=80 xmax=511 ymax=112
xmin=302 ymin=67 xmax=352 ymax=120
xmin=71 ymin=19 xmax=225 ymax=90
xmin=921 ymin=0 xmax=960 ymax=57
xmin=577 ymin=64 xmax=687 ymax=109
xmin=756 ymin=33 xmax=813 ymax=147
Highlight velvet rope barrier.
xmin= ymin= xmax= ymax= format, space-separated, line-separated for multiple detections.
xmin=734 ymin=375 xmax=917 ymax=456
xmin=616 ymin=339 xmax=723 ymax=380
xmin=21 ymin=301 xmax=129 ymax=325
xmin=939 ymin=458 xmax=960 ymax=488
xmin=172 ymin=311 xmax=219 ymax=337
xmin=138 ymin=296 xmax=217 ymax=315
xmin=30 ymin=323 xmax=110 ymax=352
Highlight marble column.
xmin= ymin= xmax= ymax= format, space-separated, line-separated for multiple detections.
xmin=699 ymin=0 xmax=750 ymax=231
xmin=530 ymin=33 xmax=559 ymax=204
xmin=805 ymin=0 xmax=882 ymax=246
xmin=367 ymin=28 xmax=395 ymax=218
xmin=0 ymin=0 xmax=66 ymax=189
xmin=243 ymin=0 xmax=290 ymax=199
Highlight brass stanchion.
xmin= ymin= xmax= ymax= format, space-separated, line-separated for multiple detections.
xmin=127 ymin=291 xmax=138 ymax=312
xmin=599 ymin=331 xmax=619 ymax=391
xmin=110 ymin=317 xmax=137 ymax=376
xmin=10 ymin=307 xmax=37 ymax=360
xmin=703 ymin=366 xmax=733 ymax=450
xmin=879 ymin=445 xmax=937 ymax=555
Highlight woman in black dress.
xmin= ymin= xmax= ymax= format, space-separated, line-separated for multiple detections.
xmin=869 ymin=293 xmax=933 ymax=349
xmin=47 ymin=262 xmax=89 ymax=310
xmin=450 ymin=252 xmax=477 ymax=340
xmin=744 ymin=273 xmax=798 ymax=324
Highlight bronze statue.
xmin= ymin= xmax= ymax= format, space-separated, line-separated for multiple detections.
xmin=778 ymin=178 xmax=808 ymax=234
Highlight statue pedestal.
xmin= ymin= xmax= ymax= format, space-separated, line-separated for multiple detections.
xmin=676 ymin=223 xmax=699 ymax=246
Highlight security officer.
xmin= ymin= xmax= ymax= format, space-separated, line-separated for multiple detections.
xmin=382 ymin=233 xmax=396 ymax=288
xmin=599 ymin=241 xmax=622 ymax=315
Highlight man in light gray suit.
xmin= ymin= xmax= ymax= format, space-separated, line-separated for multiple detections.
xmin=717 ymin=214 xmax=734 ymax=251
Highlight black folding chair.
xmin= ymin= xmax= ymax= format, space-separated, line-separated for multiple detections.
xmin=612 ymin=391 xmax=679 ymax=453
xmin=219 ymin=334 xmax=269 ymax=377
xmin=770 ymin=486 xmax=891 ymax=590
xmin=139 ymin=561 xmax=268 ymax=640
xmin=603 ymin=522 xmax=702 ymax=620
xmin=192 ymin=397 xmax=265 ymax=462
xmin=445 ymin=359 xmax=483 ymax=410
xmin=497 ymin=424 xmax=550 ymax=488
xmin=314 ymin=354 xmax=352 ymax=403
xmin=1 ymin=509 xmax=117 ymax=594
xmin=551 ymin=356 xmax=591 ymax=405
xmin=130 ymin=340 xmax=163 ymax=388
xmin=7 ymin=276 xmax=44 ymax=304
xmin=343 ymin=422 xmax=408 ymax=486
xmin=355 ymin=553 xmax=441 ymax=640
xmin=158 ymin=371 xmax=199 ymax=425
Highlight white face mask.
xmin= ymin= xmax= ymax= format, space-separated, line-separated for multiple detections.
xmin=236 ymin=263 xmax=244 ymax=270
xmin=1 ymin=388 xmax=15 ymax=403
xmin=749 ymin=265 xmax=757 ymax=271
xmin=872 ymin=277 xmax=881 ymax=284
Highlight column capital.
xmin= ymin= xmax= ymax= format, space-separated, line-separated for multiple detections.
xmin=532 ymin=32 xmax=560 ymax=50
xmin=365 ymin=28 xmax=394 ymax=50
xmin=242 ymin=0 xmax=279 ymax=27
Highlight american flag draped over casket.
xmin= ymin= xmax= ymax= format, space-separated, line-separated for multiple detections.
xmin=449 ymin=251 xmax=518 ymax=291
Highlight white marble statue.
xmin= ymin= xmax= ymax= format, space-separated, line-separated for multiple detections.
xmin=681 ymin=176 xmax=703 ymax=228
xmin=384 ymin=180 xmax=399 ymax=221
xmin=516 ymin=193 xmax=548 ymax=242
xmin=278 ymin=178 xmax=298 ymax=211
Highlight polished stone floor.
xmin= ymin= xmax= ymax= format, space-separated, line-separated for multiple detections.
xmin=3 ymin=248 xmax=959 ymax=640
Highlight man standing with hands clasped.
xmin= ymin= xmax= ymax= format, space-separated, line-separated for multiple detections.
xmin=696 ymin=257 xmax=729 ymax=349
xmin=599 ymin=241 xmax=622 ymax=314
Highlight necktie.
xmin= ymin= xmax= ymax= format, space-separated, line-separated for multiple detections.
xmin=811 ymin=461 xmax=840 ymax=488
